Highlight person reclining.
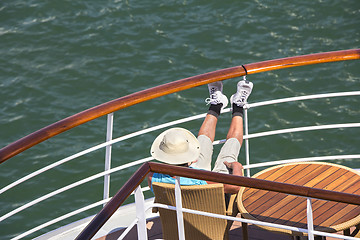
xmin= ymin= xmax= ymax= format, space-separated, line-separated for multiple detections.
xmin=148 ymin=79 xmax=253 ymax=194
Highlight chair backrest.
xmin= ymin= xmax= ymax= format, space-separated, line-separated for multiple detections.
xmin=152 ymin=182 xmax=228 ymax=240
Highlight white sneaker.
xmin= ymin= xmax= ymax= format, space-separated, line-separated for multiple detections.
xmin=205 ymin=81 xmax=228 ymax=109
xmin=230 ymin=80 xmax=253 ymax=107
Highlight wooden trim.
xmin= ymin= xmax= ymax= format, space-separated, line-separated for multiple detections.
xmin=244 ymin=49 xmax=360 ymax=74
xmin=148 ymin=162 xmax=360 ymax=205
xmin=1 ymin=49 xmax=359 ymax=163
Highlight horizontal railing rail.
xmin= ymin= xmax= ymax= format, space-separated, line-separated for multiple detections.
xmin=76 ymin=162 xmax=360 ymax=240
xmin=143 ymin=204 xmax=358 ymax=240
xmin=242 ymin=154 xmax=360 ymax=170
xmin=0 ymin=157 xmax=152 ymax=223
xmin=1 ymin=49 xmax=359 ymax=163
xmin=2 ymin=91 xmax=359 ymax=195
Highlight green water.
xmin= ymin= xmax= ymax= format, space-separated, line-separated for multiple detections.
xmin=0 ymin=0 xmax=359 ymax=239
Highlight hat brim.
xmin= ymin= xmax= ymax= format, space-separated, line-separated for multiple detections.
xmin=150 ymin=128 xmax=200 ymax=165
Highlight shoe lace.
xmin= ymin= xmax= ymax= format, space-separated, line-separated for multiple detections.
xmin=205 ymin=93 xmax=219 ymax=105
xmin=235 ymin=90 xmax=249 ymax=103
xmin=205 ymin=97 xmax=211 ymax=105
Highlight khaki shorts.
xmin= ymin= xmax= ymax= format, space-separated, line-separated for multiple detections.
xmin=192 ymin=135 xmax=241 ymax=174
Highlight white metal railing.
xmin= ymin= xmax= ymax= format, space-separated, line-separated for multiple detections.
xmin=0 ymin=113 xmax=208 ymax=195
xmin=126 ymin=183 xmax=360 ymax=240
xmin=0 ymin=157 xmax=152 ymax=223
xmin=248 ymin=91 xmax=360 ymax=108
xmin=1 ymin=91 xmax=360 ymax=239
xmin=12 ymin=199 xmax=109 ymax=240
xmin=103 ymin=112 xmax=114 ymax=205
xmin=243 ymin=154 xmax=360 ymax=170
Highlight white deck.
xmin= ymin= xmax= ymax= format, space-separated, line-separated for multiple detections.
xmin=35 ymin=198 xmax=158 ymax=240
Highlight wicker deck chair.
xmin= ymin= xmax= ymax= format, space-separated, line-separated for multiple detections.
xmin=152 ymin=182 xmax=238 ymax=240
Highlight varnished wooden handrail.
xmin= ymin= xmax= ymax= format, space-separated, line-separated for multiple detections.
xmin=148 ymin=162 xmax=360 ymax=205
xmin=244 ymin=49 xmax=360 ymax=74
xmin=1 ymin=49 xmax=359 ymax=163
xmin=76 ymin=162 xmax=360 ymax=240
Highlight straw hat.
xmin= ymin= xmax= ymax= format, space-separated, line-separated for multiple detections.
xmin=150 ymin=128 xmax=200 ymax=165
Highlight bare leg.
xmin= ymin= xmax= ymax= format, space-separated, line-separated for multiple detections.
xmin=198 ymin=112 xmax=243 ymax=147
xmin=198 ymin=114 xmax=218 ymax=142
xmin=226 ymin=115 xmax=243 ymax=145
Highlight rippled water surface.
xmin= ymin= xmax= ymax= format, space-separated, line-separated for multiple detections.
xmin=1 ymin=0 xmax=359 ymax=238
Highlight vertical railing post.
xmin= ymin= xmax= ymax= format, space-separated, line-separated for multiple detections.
xmin=242 ymin=76 xmax=251 ymax=177
xmin=244 ymin=105 xmax=250 ymax=177
xmin=135 ymin=186 xmax=148 ymax=240
xmin=175 ymin=176 xmax=185 ymax=240
xmin=103 ymin=113 xmax=114 ymax=205
xmin=306 ymin=197 xmax=315 ymax=240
